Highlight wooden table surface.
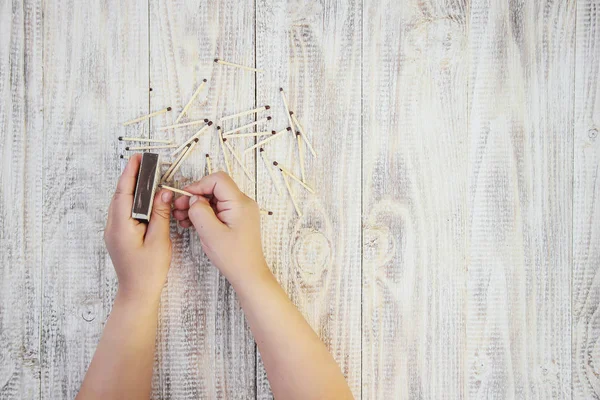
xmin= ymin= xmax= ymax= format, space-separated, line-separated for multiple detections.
xmin=1 ymin=0 xmax=598 ymax=398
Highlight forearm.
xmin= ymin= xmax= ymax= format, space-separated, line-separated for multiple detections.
xmin=233 ymin=265 xmax=353 ymax=400
xmin=77 ymin=290 xmax=160 ymax=400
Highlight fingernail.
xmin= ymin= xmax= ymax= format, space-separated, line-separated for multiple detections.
xmin=189 ymin=195 xmax=198 ymax=206
xmin=161 ymin=191 xmax=172 ymax=203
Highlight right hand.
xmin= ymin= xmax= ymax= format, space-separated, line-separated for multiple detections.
xmin=172 ymin=172 xmax=269 ymax=285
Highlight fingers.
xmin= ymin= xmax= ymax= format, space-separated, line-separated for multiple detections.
xmin=183 ymin=172 xmax=244 ymax=203
xmin=145 ymin=189 xmax=173 ymax=244
xmin=187 ymin=195 xmax=228 ymax=235
xmin=109 ymin=154 xmax=142 ymax=222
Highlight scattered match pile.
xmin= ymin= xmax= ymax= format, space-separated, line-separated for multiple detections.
xmin=119 ymin=58 xmax=316 ymax=217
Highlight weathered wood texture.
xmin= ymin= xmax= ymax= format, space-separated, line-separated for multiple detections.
xmin=573 ymin=0 xmax=600 ymax=398
xmin=0 ymin=0 xmax=43 ymax=398
xmin=149 ymin=0 xmax=256 ymax=398
xmin=255 ymin=0 xmax=362 ymax=398
xmin=467 ymin=0 xmax=574 ymax=398
xmin=362 ymin=1 xmax=468 ymax=399
xmin=40 ymin=0 xmax=148 ymax=398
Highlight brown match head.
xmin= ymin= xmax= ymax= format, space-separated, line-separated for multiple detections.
xmin=167 ymin=107 xmax=172 ymax=111
xmin=204 ymin=118 xmax=209 ymax=123
xmin=267 ymin=116 xmax=272 ymax=120
xmin=216 ymin=125 xmax=221 ymax=130
xmin=125 ymin=147 xmax=130 ymax=151
xmin=149 ymin=87 xmax=153 ymax=91
xmin=268 ymin=211 xmax=273 ymax=215
xmin=118 ymin=136 xmax=123 ymax=140
xmin=120 ymin=154 xmax=124 ymax=158
xmin=207 ymin=121 xmax=213 ymax=126
xmin=273 ymin=161 xmax=278 ymax=166
xmin=259 ymin=148 xmax=264 ymax=152
xmin=286 ymin=127 xmax=292 ymax=131
xmin=193 ymin=138 xmax=199 ymax=142
xmin=279 ymin=87 xmax=283 ymax=92
xmin=271 ymin=130 xmax=277 ymax=134
xmin=205 ymin=153 xmax=210 ymax=157
xmin=214 ymin=58 xmax=219 ymax=63
xmin=203 ymin=78 xmax=207 ymax=82
xmin=295 ymin=132 xmax=300 ymax=136
xmin=289 ymin=111 xmax=294 ymax=116
xmin=222 ymin=138 xmax=227 ymax=142
xmin=265 ymin=105 xmax=271 ymax=110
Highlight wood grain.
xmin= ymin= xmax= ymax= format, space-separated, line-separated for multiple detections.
xmin=0 ymin=0 xmax=43 ymax=398
xmin=573 ymin=0 xmax=600 ymax=398
xmin=362 ymin=1 xmax=468 ymax=398
xmin=255 ymin=0 xmax=362 ymax=398
xmin=40 ymin=0 xmax=149 ymax=397
xmin=467 ymin=0 xmax=574 ymax=397
xmin=149 ymin=0 xmax=256 ymax=398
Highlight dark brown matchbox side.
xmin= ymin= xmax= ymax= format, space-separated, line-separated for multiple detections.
xmin=132 ymin=152 xmax=160 ymax=221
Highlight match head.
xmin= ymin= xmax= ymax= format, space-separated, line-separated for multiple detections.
xmin=118 ymin=136 xmax=123 ymax=140
xmin=216 ymin=125 xmax=221 ymax=130
xmin=222 ymin=138 xmax=227 ymax=142
xmin=207 ymin=121 xmax=213 ymax=126
xmin=279 ymin=87 xmax=283 ymax=92
xmin=193 ymin=138 xmax=199 ymax=142
xmin=203 ymin=78 xmax=207 ymax=82
xmin=268 ymin=211 xmax=273 ymax=215
xmin=205 ymin=153 xmax=210 ymax=157
xmin=289 ymin=111 xmax=294 ymax=116
xmin=267 ymin=116 xmax=272 ymax=120
xmin=167 ymin=107 xmax=172 ymax=111
xmin=271 ymin=130 xmax=277 ymax=134
xmin=214 ymin=58 xmax=219 ymax=63
xmin=125 ymin=147 xmax=130 ymax=151
xmin=273 ymin=161 xmax=279 ymax=166
xmin=149 ymin=87 xmax=153 ymax=91
xmin=286 ymin=127 xmax=292 ymax=131
xmin=204 ymin=118 xmax=209 ymax=123
xmin=120 ymin=154 xmax=124 ymax=159
xmin=295 ymin=132 xmax=300 ymax=136
xmin=265 ymin=105 xmax=271 ymax=110
xmin=259 ymin=148 xmax=264 ymax=152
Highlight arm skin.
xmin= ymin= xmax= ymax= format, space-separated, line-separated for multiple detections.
xmin=174 ymin=173 xmax=354 ymax=400
xmin=77 ymin=154 xmax=173 ymax=400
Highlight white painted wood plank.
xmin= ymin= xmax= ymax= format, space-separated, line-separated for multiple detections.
xmin=0 ymin=0 xmax=43 ymax=398
xmin=40 ymin=1 xmax=149 ymax=398
xmin=573 ymin=0 xmax=600 ymax=398
xmin=149 ymin=0 xmax=256 ymax=398
xmin=467 ymin=0 xmax=574 ymax=397
xmin=362 ymin=1 xmax=468 ymax=398
xmin=255 ymin=0 xmax=362 ymax=398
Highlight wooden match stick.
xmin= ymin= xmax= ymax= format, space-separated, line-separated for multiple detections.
xmin=223 ymin=116 xmax=272 ymax=135
xmin=158 ymin=184 xmax=193 ymax=197
xmin=291 ymin=114 xmax=317 ymax=157
xmin=224 ymin=131 xmax=272 ymax=139
xmin=280 ymin=170 xmax=301 ymax=216
xmin=169 ymin=121 xmax=213 ymax=156
xmin=120 ymin=155 xmax=130 ymax=160
xmin=123 ymin=107 xmax=172 ymax=126
xmin=161 ymin=142 xmax=191 ymax=181
xmin=296 ymin=132 xmax=306 ymax=182
xmin=280 ymin=88 xmax=295 ymax=131
xmin=125 ymin=144 xmax=177 ymax=151
xmin=273 ymin=161 xmax=315 ymax=194
xmin=206 ymin=154 xmax=212 ymax=174
xmin=214 ymin=58 xmax=263 ymax=73
xmin=217 ymin=126 xmax=232 ymax=176
xmin=175 ymin=79 xmax=208 ymax=123
xmin=259 ymin=148 xmax=282 ymax=196
xmin=158 ymin=119 xmax=209 ymax=131
xmin=224 ymin=139 xmax=255 ymax=183
xmin=244 ymin=128 xmax=291 ymax=154
xmin=260 ymin=209 xmax=273 ymax=216
xmin=119 ymin=137 xmax=172 ymax=144
xmin=167 ymin=138 xmax=199 ymax=181
xmin=220 ymin=105 xmax=270 ymax=122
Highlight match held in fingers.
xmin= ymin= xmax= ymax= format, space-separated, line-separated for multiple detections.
xmin=280 ymin=89 xmax=295 ymax=131
xmin=281 ymin=170 xmax=301 ymax=217
xmin=220 ymin=105 xmax=270 ymax=122
xmin=273 ymin=161 xmax=315 ymax=194
xmin=158 ymin=184 xmax=193 ymax=197
xmin=123 ymin=107 xmax=172 ymax=126
xmin=214 ymin=58 xmax=263 ymax=73
xmin=259 ymin=148 xmax=283 ymax=196
xmin=158 ymin=119 xmax=209 ymax=131
xmin=291 ymin=114 xmax=317 ymax=157
xmin=162 ymin=142 xmax=192 ymax=181
xmin=205 ymin=154 xmax=212 ymax=174
xmin=175 ymin=79 xmax=208 ymax=123
xmin=224 ymin=140 xmax=255 ymax=183
xmin=223 ymin=116 xmax=272 ymax=135
xmin=119 ymin=137 xmax=172 ymax=144
xmin=217 ymin=126 xmax=232 ymax=176
xmin=125 ymin=144 xmax=177 ymax=151
xmin=244 ymin=127 xmax=291 ymax=154
xmin=169 ymin=121 xmax=213 ymax=156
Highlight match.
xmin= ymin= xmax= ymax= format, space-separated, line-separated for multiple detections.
xmin=244 ymin=128 xmax=290 ymax=154
xmin=158 ymin=184 xmax=193 ymax=197
xmin=220 ymin=105 xmax=270 ymax=122
xmin=214 ymin=58 xmax=263 ymax=73
xmin=123 ymin=107 xmax=172 ymax=126
xmin=175 ymin=79 xmax=208 ymax=123
xmin=223 ymin=116 xmax=272 ymax=135
xmin=158 ymin=119 xmax=209 ymax=131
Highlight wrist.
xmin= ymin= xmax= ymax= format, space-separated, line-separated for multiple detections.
xmin=229 ymin=261 xmax=276 ymax=300
xmin=115 ymin=286 xmax=162 ymax=312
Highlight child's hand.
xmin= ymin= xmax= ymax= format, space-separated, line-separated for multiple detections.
xmin=104 ymin=154 xmax=173 ymax=302
xmin=172 ymin=172 xmax=269 ymax=286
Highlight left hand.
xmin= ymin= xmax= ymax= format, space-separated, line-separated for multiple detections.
xmin=104 ymin=154 xmax=173 ymax=303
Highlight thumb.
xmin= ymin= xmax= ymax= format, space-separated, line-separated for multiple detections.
xmin=187 ymin=195 xmax=227 ymax=236
xmin=145 ymin=189 xmax=173 ymax=244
